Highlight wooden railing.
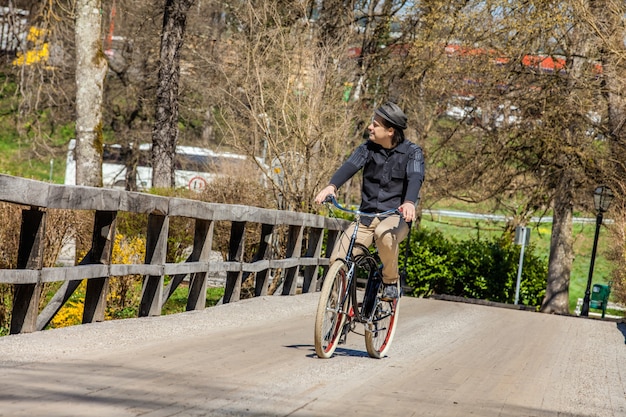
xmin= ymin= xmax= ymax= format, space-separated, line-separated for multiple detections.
xmin=0 ymin=174 xmax=347 ymax=334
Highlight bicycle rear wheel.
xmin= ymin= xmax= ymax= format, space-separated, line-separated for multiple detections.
xmin=365 ymin=284 xmax=399 ymax=359
xmin=314 ymin=261 xmax=349 ymax=359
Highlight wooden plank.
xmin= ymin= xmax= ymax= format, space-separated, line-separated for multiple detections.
xmin=241 ymin=260 xmax=271 ymax=273
xmin=269 ymin=258 xmax=302 ymax=269
xmin=47 ymin=184 xmax=121 ymax=211
xmin=223 ymin=270 xmax=243 ymax=303
xmin=223 ymin=221 xmax=245 ymax=303
xmin=281 ymin=225 xmax=304 ymax=296
xmin=325 ymin=229 xmax=341 ymax=259
xmin=302 ymin=212 xmax=326 ymax=229
xmin=0 ymin=174 xmax=49 ymax=207
xmin=187 ymin=219 xmax=214 ymax=311
xmin=242 ymin=223 xmax=274 ymax=297
xmin=162 ymin=220 xmax=214 ymax=307
xmin=297 ymin=258 xmax=321 ymax=266
xmin=279 ymin=210 xmax=305 ymax=226
xmin=168 ymin=198 xmax=215 ymax=219
xmin=301 ymin=227 xmax=324 ymax=293
xmin=10 ymin=208 xmax=46 ymax=334
xmin=41 ymin=265 xmax=110 ymax=282
xmin=83 ymin=211 xmax=117 ymax=324
xmin=206 ymin=262 xmax=244 ymax=272
xmin=0 ymin=269 xmax=39 ymax=284
xmin=110 ymin=264 xmax=162 ymax=276
xmin=139 ymin=214 xmax=169 ymax=317
xmin=163 ymin=261 xmax=210 ymax=276
xmin=318 ymin=258 xmax=331 ymax=266
xmin=83 ymin=277 xmax=108 ymax=323
xmin=250 ymin=208 xmax=278 ymax=225
xmin=223 ymin=205 xmax=255 ymax=222
xmin=325 ymin=216 xmax=349 ymax=232
xmin=119 ymin=191 xmax=169 ymax=215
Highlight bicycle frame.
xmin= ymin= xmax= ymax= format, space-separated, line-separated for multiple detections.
xmin=314 ymin=196 xmax=404 ymax=359
xmin=325 ymin=196 xmax=399 ymax=326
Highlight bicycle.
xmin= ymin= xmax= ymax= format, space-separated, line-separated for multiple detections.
xmin=314 ymin=196 xmax=401 ymax=359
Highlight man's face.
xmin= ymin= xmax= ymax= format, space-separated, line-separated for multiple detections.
xmin=368 ymin=115 xmax=394 ymax=147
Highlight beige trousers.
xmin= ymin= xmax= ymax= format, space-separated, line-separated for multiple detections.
xmin=330 ymin=215 xmax=409 ymax=284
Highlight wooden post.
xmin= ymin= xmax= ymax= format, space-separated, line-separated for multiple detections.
xmin=254 ymin=223 xmax=274 ymax=296
xmin=139 ymin=214 xmax=169 ymax=317
xmin=83 ymin=211 xmax=117 ymax=323
xmin=281 ymin=224 xmax=303 ymax=295
xmin=186 ymin=219 xmax=214 ymax=311
xmin=223 ymin=221 xmax=245 ymax=303
xmin=319 ymin=229 xmax=340 ymax=286
xmin=301 ymin=227 xmax=324 ymax=293
xmin=10 ymin=208 xmax=46 ymax=334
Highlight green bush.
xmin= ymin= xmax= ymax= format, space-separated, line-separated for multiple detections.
xmin=401 ymin=227 xmax=547 ymax=306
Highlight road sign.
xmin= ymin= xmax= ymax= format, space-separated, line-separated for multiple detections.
xmin=188 ymin=176 xmax=207 ymax=192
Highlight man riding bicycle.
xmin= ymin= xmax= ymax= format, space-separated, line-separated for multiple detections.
xmin=314 ymin=101 xmax=425 ymax=301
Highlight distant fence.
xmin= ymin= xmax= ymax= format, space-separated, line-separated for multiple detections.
xmin=0 ymin=174 xmax=347 ymax=334
xmin=423 ymin=209 xmax=607 ymax=225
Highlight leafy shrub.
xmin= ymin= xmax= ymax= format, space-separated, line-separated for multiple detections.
xmin=400 ymin=228 xmax=455 ymax=296
xmin=401 ymin=227 xmax=547 ymax=306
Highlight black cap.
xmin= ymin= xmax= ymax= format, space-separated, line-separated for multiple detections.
xmin=374 ymin=102 xmax=407 ymax=130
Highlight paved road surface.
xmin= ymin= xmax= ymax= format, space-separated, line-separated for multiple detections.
xmin=1 ymin=294 xmax=625 ymax=417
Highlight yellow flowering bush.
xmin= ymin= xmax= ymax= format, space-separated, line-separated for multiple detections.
xmin=12 ymin=27 xmax=49 ymax=66
xmin=50 ymin=234 xmax=146 ymax=328
xmin=49 ymin=281 xmax=86 ymax=328
xmin=107 ymin=234 xmax=146 ymax=319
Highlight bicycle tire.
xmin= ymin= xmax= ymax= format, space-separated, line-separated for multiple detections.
xmin=314 ymin=261 xmax=350 ymax=359
xmin=365 ymin=284 xmax=400 ymax=359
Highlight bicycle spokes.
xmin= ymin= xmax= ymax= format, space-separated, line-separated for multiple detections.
xmin=365 ymin=298 xmax=399 ymax=359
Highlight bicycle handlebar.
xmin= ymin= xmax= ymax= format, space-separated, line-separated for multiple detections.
xmin=324 ymin=195 xmax=401 ymax=218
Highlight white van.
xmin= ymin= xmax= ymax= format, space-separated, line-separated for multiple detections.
xmin=65 ymin=139 xmax=265 ymax=191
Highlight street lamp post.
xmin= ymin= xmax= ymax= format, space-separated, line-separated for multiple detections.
xmin=581 ymin=186 xmax=614 ymax=317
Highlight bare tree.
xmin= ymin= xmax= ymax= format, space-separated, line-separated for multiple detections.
xmin=75 ymin=0 xmax=107 ymax=186
xmin=151 ymin=0 xmax=195 ymax=189
xmin=393 ymin=0 xmax=610 ymax=313
xmin=204 ymin=1 xmax=358 ymax=211
xmin=576 ymin=0 xmax=626 ymax=306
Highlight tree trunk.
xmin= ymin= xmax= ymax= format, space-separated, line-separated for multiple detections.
xmin=541 ymin=171 xmax=574 ymax=314
xmin=75 ymin=0 xmax=107 ymax=187
xmin=151 ymin=0 xmax=195 ymax=189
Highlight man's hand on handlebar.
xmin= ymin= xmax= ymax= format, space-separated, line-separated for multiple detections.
xmin=314 ymin=185 xmax=336 ymax=205
xmin=398 ymin=201 xmax=416 ymax=223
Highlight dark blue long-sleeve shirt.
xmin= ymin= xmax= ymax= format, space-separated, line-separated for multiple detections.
xmin=329 ymin=139 xmax=425 ymax=213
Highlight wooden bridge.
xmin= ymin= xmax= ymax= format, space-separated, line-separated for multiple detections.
xmin=0 ymin=174 xmax=346 ymax=335
xmin=1 ymin=174 xmax=625 ymax=416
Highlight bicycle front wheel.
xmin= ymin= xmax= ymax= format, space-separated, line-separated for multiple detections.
xmin=365 ymin=287 xmax=399 ymax=359
xmin=314 ymin=261 xmax=349 ymax=359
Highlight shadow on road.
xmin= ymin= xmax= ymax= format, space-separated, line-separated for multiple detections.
xmin=285 ymin=344 xmax=370 ymax=358
xmin=617 ymin=322 xmax=626 ymax=344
